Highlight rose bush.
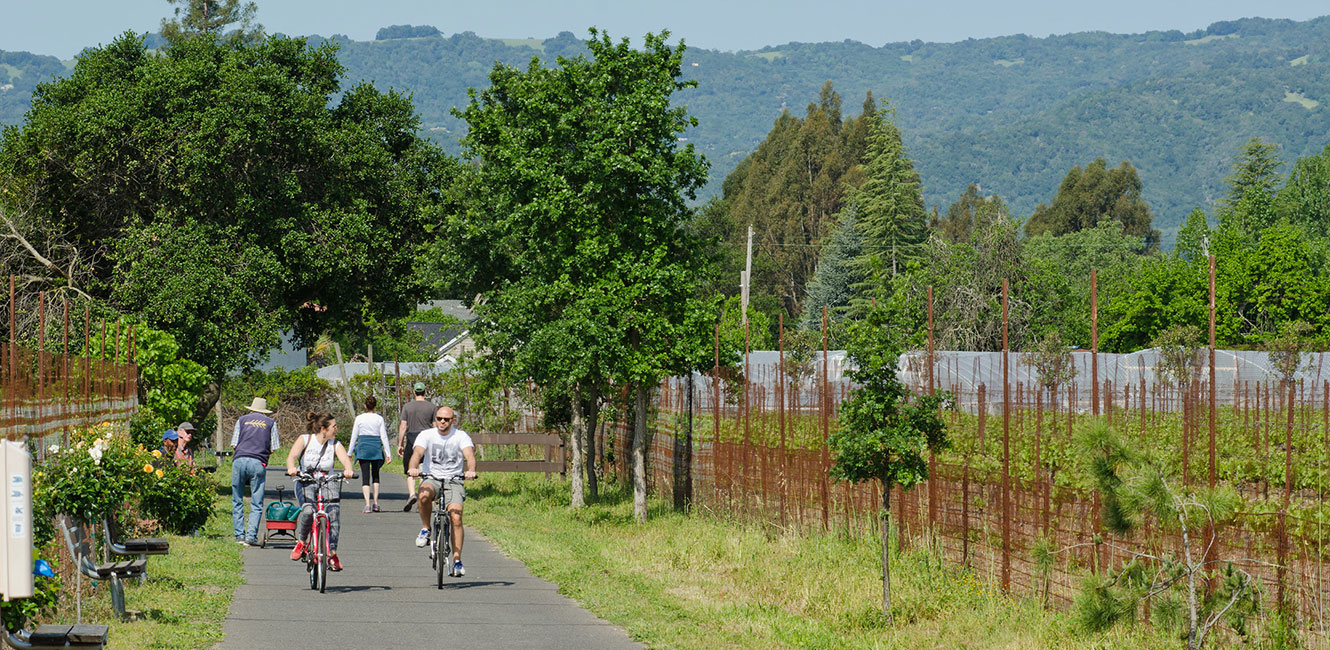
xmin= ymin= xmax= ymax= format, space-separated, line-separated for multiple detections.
xmin=31 ymin=423 xmax=152 ymax=544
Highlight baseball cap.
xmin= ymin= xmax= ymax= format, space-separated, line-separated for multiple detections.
xmin=162 ymin=429 xmax=179 ymax=441
xmin=413 ymin=382 xmax=427 ymax=393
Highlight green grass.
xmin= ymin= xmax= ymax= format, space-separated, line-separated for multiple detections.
xmin=750 ymin=51 xmax=785 ymax=62
xmin=467 ymin=473 xmax=1204 ymax=649
xmin=1284 ymin=91 xmax=1319 ymax=109
xmin=1289 ymin=55 xmax=1311 ymax=66
xmin=46 ymin=482 xmax=243 ymax=648
xmin=1184 ymin=34 xmax=1239 ymax=45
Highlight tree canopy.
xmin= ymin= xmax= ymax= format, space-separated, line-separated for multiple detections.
xmin=1024 ymin=158 xmax=1160 ymax=249
xmin=0 ymin=33 xmax=450 ymax=378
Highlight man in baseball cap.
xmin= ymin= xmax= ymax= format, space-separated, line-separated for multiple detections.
xmin=397 ymin=382 xmax=435 ymax=511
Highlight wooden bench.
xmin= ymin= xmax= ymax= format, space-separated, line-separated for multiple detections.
xmin=1 ymin=623 xmax=108 ymax=649
xmin=103 ymin=515 xmax=169 ymax=583
xmin=57 ymin=515 xmax=146 ymax=623
xmin=473 ymin=433 xmax=566 ymax=477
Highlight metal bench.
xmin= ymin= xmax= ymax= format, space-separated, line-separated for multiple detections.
xmin=1 ymin=624 xmax=108 ymax=649
xmin=56 ymin=515 xmax=146 ymax=622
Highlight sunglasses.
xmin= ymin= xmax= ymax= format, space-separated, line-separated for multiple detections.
xmin=435 ymin=416 xmax=454 ymax=422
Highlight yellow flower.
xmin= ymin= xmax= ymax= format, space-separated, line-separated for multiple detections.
xmin=151 ymin=449 xmax=162 ymax=458
xmin=143 ymin=464 xmax=154 ymax=474
xmin=155 ymin=469 xmax=164 ymax=479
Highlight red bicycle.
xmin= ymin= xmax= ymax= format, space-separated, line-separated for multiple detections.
xmin=294 ymin=472 xmax=348 ymax=593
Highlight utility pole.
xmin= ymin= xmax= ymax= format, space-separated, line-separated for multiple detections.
xmin=741 ymin=224 xmax=753 ymax=326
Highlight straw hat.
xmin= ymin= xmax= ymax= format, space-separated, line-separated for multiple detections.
xmin=245 ymin=397 xmax=273 ymax=414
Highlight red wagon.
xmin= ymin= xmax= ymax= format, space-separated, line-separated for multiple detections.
xmin=260 ymin=484 xmax=300 ymax=548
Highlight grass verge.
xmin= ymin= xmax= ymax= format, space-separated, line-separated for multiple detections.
xmin=53 ymin=472 xmax=244 ymax=649
xmin=466 ymin=473 xmax=1232 ymax=650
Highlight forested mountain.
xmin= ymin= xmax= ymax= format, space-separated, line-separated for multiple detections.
xmin=3 ymin=16 xmax=1330 ymax=241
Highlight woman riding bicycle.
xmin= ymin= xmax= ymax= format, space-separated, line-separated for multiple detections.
xmin=286 ymin=411 xmax=355 ymax=571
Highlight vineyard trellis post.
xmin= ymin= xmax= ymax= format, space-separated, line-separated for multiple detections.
xmin=1001 ymin=279 xmax=1011 ymax=592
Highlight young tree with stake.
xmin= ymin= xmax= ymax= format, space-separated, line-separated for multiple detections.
xmin=829 ymin=300 xmax=949 ymax=622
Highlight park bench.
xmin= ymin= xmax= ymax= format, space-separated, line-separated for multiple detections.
xmin=56 ymin=515 xmax=145 ymax=622
xmin=1 ymin=623 xmax=108 ymax=649
xmin=102 ymin=515 xmax=169 ymax=583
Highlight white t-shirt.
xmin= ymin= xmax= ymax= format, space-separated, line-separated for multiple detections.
xmin=298 ymin=434 xmax=343 ymax=475
xmin=413 ymin=427 xmax=473 ymax=480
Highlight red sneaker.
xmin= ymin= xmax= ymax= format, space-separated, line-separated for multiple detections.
xmin=290 ymin=541 xmax=306 ymax=561
xmin=329 ymin=552 xmax=343 ymax=572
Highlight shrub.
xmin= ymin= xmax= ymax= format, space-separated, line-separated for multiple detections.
xmin=138 ymin=461 xmax=214 ymax=534
xmin=31 ymin=423 xmax=153 ymax=540
xmin=0 ymin=546 xmax=61 ymax=633
xmin=224 ymin=366 xmax=333 ymax=408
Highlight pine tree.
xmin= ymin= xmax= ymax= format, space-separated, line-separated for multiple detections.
xmin=854 ymin=107 xmax=926 ymax=279
xmin=802 ymin=202 xmax=864 ymax=329
xmin=161 ymin=0 xmax=262 ymax=45
xmin=1223 ymin=138 xmax=1282 ymax=207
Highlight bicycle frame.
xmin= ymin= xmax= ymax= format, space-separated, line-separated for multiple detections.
xmin=297 ymin=472 xmax=341 ymax=593
xmin=429 ymin=476 xmax=464 ymax=589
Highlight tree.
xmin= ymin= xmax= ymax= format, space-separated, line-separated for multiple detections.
xmin=160 ymin=0 xmax=262 ymax=45
xmin=801 ymin=202 xmax=863 ymax=329
xmin=1223 ymin=138 xmax=1282 ymax=208
xmin=1054 ymin=423 xmax=1257 ymax=650
xmin=1275 ymin=142 xmax=1330 ymax=239
xmin=1024 ymin=158 xmax=1160 ymax=249
xmin=854 ymin=107 xmax=927 ymax=279
xmin=931 ymin=182 xmax=1008 ymax=244
xmin=1174 ymin=208 xmax=1211 ymax=262
xmin=0 ymin=33 xmax=449 ymax=420
xmin=445 ymin=29 xmax=708 ymax=516
xmin=829 ymin=300 xmax=949 ymax=622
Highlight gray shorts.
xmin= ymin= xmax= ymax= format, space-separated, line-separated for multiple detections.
xmin=421 ymin=477 xmax=465 ymax=506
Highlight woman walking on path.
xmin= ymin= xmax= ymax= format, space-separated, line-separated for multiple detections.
xmin=286 ymin=411 xmax=355 ymax=571
xmin=349 ymin=395 xmax=391 ymax=513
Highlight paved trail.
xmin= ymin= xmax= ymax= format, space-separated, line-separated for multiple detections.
xmin=219 ymin=467 xmax=642 ymax=650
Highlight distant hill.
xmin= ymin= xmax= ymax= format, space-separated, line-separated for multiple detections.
xmin=4 ymin=17 xmax=1330 ymax=244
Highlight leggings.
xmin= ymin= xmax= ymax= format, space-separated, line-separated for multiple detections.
xmin=359 ymin=459 xmax=383 ymax=487
xmin=296 ymin=480 xmax=341 ymax=550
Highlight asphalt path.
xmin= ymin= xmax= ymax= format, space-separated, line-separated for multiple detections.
xmin=219 ymin=466 xmax=642 ymax=650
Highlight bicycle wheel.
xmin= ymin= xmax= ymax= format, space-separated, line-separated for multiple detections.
xmin=317 ymin=517 xmax=330 ymax=594
xmin=431 ymin=513 xmax=442 ymax=589
xmin=441 ymin=514 xmax=453 ymax=579
xmin=306 ymin=526 xmax=318 ymax=591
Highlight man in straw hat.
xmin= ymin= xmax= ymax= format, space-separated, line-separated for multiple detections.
xmin=231 ymin=397 xmax=281 ymax=546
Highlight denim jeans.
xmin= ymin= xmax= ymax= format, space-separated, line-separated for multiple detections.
xmin=232 ymin=457 xmax=266 ymax=541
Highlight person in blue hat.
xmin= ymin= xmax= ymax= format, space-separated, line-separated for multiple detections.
xmin=158 ymin=429 xmax=179 ymax=465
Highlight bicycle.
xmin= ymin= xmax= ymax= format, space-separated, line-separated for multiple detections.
xmin=428 ymin=476 xmax=466 ymax=589
xmin=294 ymin=471 xmax=351 ymax=593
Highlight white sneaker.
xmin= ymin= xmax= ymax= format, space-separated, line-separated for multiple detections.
xmin=452 ymin=560 xmax=465 ymax=577
xmin=415 ymin=528 xmax=429 ymax=548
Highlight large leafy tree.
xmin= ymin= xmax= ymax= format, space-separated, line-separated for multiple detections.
xmin=1024 ymin=158 xmax=1160 ymax=249
xmin=443 ymin=29 xmax=709 ymax=515
xmin=0 ymin=33 xmax=449 ymax=405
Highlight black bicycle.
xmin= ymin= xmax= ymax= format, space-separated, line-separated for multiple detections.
xmin=429 ymin=477 xmax=465 ymax=589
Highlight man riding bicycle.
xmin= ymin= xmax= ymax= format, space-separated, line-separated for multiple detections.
xmin=407 ymin=406 xmax=477 ymax=577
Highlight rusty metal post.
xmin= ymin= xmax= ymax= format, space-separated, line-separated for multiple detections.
xmin=713 ymin=323 xmax=720 ymax=505
xmin=1091 ymin=269 xmax=1099 ymax=416
xmin=1285 ymin=379 xmax=1295 ymax=508
xmin=1001 ymin=279 xmax=1011 ymax=592
xmin=821 ymin=306 xmax=830 ymax=533
xmin=62 ymin=297 xmax=69 ymax=446
xmin=961 ymin=456 xmax=970 ymax=567
xmin=1208 ymin=256 xmax=1217 ymax=487
xmin=37 ymin=293 xmax=46 ymax=450
xmin=977 ymin=385 xmax=987 ymax=454
xmin=83 ymin=306 xmax=89 ymax=429
xmin=778 ymin=314 xmax=787 ymax=530
xmin=7 ymin=276 xmax=14 ymax=441
xmin=927 ymin=286 xmax=937 ymax=540
xmin=743 ymin=314 xmax=751 ymax=503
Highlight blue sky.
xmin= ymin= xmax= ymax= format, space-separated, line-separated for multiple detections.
xmin=3 ymin=0 xmax=1327 ymax=58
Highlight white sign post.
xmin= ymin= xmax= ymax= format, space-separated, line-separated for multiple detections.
xmin=1 ymin=440 xmax=33 ymax=601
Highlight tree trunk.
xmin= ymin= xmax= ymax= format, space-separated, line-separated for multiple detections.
xmin=633 ymin=382 xmax=649 ymax=523
xmin=192 ymin=380 xmax=222 ymax=449
xmin=570 ymin=386 xmax=586 ymax=508
xmin=881 ymin=478 xmax=893 ymax=624
xmin=672 ymin=377 xmax=688 ymax=510
xmin=586 ymin=384 xmax=600 ymax=500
